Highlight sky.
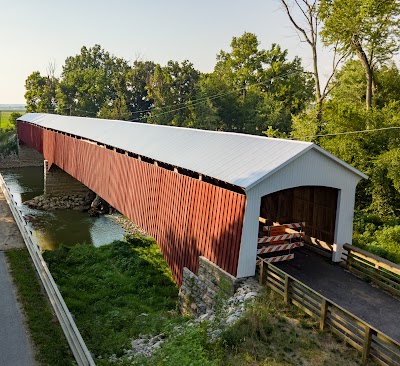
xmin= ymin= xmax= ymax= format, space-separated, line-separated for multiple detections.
xmin=1 ymin=0 xmax=333 ymax=104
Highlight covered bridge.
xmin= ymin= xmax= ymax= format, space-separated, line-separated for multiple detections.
xmin=17 ymin=113 xmax=367 ymax=285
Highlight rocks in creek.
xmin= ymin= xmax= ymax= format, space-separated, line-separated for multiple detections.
xmin=24 ymin=192 xmax=94 ymax=212
xmin=111 ymin=215 xmax=148 ymax=237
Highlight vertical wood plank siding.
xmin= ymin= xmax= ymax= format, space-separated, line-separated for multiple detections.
xmin=18 ymin=122 xmax=246 ymax=285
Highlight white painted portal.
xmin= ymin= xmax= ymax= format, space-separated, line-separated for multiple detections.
xmin=236 ymin=148 xmax=364 ymax=278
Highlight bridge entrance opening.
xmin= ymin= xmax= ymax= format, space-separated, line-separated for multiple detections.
xmin=257 ymin=186 xmax=338 ymax=264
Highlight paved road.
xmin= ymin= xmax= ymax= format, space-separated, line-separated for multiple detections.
xmin=0 ymin=185 xmax=36 ymax=365
xmin=276 ymin=248 xmax=400 ymax=342
xmin=0 ymin=252 xmax=36 ymax=366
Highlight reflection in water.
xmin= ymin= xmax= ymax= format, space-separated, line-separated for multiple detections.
xmin=2 ymin=166 xmax=43 ymax=205
xmin=1 ymin=167 xmax=125 ymax=250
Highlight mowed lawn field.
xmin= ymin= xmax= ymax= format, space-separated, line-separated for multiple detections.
xmin=0 ymin=110 xmax=25 ymax=130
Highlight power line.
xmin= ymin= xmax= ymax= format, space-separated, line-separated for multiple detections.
xmin=137 ymin=68 xmax=309 ymax=121
xmin=32 ymin=68 xmax=309 ymax=120
xmin=297 ymin=126 xmax=400 ymax=140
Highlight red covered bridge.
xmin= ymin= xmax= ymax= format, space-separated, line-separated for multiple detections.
xmin=17 ymin=113 xmax=366 ymax=285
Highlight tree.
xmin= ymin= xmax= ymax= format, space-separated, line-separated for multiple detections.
xmin=211 ymin=33 xmax=313 ymax=134
xmin=314 ymin=60 xmax=400 ymax=216
xmin=215 ymin=32 xmax=267 ymax=95
xmin=146 ymin=61 xmax=200 ymax=126
xmin=24 ymin=71 xmax=58 ymax=113
xmin=319 ymin=0 xmax=400 ymax=109
xmin=126 ymin=60 xmax=156 ymax=121
xmin=280 ymin=0 xmax=346 ymax=126
xmin=9 ymin=112 xmax=22 ymax=128
xmin=98 ymin=92 xmax=132 ymax=121
xmin=57 ymin=45 xmax=130 ymax=117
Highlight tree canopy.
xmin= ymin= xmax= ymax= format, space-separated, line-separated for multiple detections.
xmin=320 ymin=0 xmax=400 ymax=109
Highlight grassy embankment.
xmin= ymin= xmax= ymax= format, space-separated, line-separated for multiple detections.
xmin=43 ymin=235 xmax=369 ymax=366
xmin=6 ymin=249 xmax=75 ymax=366
xmin=0 ymin=110 xmax=24 ymax=130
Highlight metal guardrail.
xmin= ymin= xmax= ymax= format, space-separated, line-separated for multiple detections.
xmin=0 ymin=173 xmax=96 ymax=366
xmin=259 ymin=260 xmax=400 ymax=365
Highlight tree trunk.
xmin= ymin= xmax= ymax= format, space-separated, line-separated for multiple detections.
xmin=352 ymin=37 xmax=374 ymax=110
xmin=312 ymin=45 xmax=323 ymax=130
xmin=365 ymin=67 xmax=374 ymax=110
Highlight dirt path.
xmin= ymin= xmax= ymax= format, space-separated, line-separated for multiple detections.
xmin=0 ymin=189 xmax=25 ymax=250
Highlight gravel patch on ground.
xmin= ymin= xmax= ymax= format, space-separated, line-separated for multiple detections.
xmin=0 ymin=189 xmax=25 ymax=250
xmin=109 ymin=277 xmax=261 ymax=363
xmin=111 ymin=214 xmax=149 ymax=237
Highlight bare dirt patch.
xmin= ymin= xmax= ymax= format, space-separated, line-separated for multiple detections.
xmin=0 ymin=189 xmax=25 ymax=250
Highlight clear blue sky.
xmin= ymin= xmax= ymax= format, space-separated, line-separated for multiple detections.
xmin=2 ymin=0 xmax=329 ymax=104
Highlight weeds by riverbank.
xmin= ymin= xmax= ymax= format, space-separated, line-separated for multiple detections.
xmin=43 ymin=235 xmax=180 ymax=363
xmin=6 ymin=249 xmax=75 ymax=366
xmin=0 ymin=130 xmax=18 ymax=158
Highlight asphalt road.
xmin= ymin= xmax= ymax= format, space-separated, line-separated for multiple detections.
xmin=0 ymin=252 xmax=36 ymax=366
xmin=276 ymin=248 xmax=400 ymax=342
xmin=0 ymin=185 xmax=36 ymax=366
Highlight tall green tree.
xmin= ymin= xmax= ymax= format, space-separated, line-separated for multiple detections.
xmin=126 ymin=60 xmax=156 ymax=121
xmin=57 ymin=45 xmax=130 ymax=117
xmin=314 ymin=60 xmax=400 ymax=217
xmin=146 ymin=60 xmax=200 ymax=126
xmin=279 ymin=0 xmax=346 ymax=129
xmin=320 ymin=0 xmax=400 ymax=109
xmin=25 ymin=71 xmax=58 ymax=113
xmin=211 ymin=33 xmax=313 ymax=134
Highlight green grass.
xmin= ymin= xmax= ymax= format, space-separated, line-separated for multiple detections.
xmin=43 ymin=235 xmax=180 ymax=364
xmin=132 ymin=289 xmax=372 ymax=366
xmin=44 ymin=235 xmax=371 ymax=365
xmin=5 ymin=249 xmax=75 ymax=366
xmin=0 ymin=110 xmax=24 ymax=130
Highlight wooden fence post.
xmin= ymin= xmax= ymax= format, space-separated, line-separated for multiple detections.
xmin=259 ymin=260 xmax=264 ymax=286
xmin=320 ymin=299 xmax=328 ymax=330
xmin=347 ymin=250 xmax=353 ymax=272
xmin=284 ymin=275 xmax=290 ymax=304
xmin=362 ymin=326 xmax=372 ymax=365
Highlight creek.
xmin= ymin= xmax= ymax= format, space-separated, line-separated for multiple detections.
xmin=1 ymin=166 xmax=125 ymax=250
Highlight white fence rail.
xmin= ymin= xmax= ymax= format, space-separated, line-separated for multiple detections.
xmin=0 ymin=173 xmax=96 ymax=366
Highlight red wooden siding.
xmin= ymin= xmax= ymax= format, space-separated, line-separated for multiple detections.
xmin=18 ymin=122 xmax=246 ymax=285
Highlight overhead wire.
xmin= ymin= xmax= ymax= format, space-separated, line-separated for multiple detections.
xmin=134 ymin=68 xmax=310 ymax=121
xmin=296 ymin=126 xmax=400 ymax=140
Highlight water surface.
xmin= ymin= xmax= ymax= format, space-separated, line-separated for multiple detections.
xmin=1 ymin=167 xmax=125 ymax=250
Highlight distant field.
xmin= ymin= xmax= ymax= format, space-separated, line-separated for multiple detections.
xmin=0 ymin=110 xmax=25 ymax=130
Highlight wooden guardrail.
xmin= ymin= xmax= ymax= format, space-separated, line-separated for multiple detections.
xmin=343 ymin=243 xmax=400 ymax=298
xmin=0 ymin=174 xmax=96 ymax=366
xmin=258 ymin=258 xmax=400 ymax=365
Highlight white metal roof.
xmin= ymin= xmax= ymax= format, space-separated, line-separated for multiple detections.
xmin=18 ymin=113 xmax=367 ymax=190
